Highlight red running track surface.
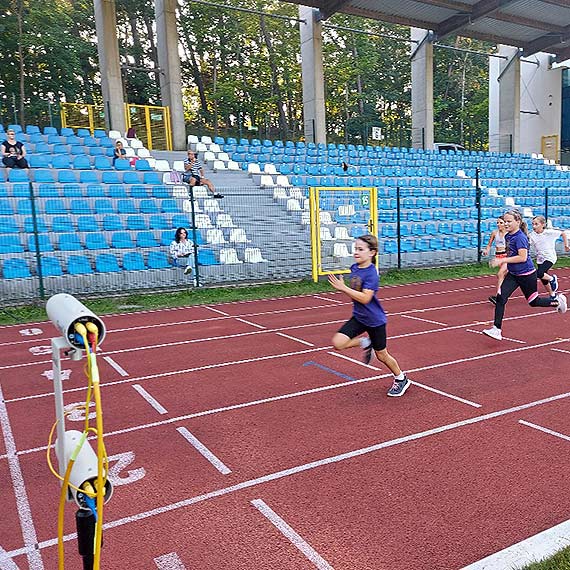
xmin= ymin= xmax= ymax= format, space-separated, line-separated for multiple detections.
xmin=1 ymin=272 xmax=570 ymax=569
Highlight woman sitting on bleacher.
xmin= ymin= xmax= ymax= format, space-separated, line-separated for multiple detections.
xmin=2 ymin=129 xmax=28 ymax=172
xmin=169 ymin=227 xmax=194 ymax=275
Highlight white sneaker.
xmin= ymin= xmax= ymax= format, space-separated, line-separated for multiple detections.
xmin=184 ymin=265 xmax=193 ymax=275
xmin=557 ymin=293 xmax=567 ymax=314
xmin=483 ymin=326 xmax=502 ymax=340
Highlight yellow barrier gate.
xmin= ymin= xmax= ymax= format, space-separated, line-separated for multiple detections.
xmin=541 ymin=134 xmax=559 ymax=163
xmin=126 ymin=104 xmax=172 ymax=150
xmin=60 ymin=103 xmax=106 ymax=134
xmin=310 ymin=186 xmax=378 ymax=282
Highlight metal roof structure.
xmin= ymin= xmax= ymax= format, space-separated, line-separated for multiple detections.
xmin=287 ymin=0 xmax=570 ymax=61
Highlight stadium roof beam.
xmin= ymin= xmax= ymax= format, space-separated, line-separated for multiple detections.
xmin=522 ymin=26 xmax=570 ymax=57
xmin=435 ymin=0 xmax=519 ymax=40
xmin=318 ymin=0 xmax=352 ymax=21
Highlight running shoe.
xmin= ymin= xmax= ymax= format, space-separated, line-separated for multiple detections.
xmin=184 ymin=265 xmax=193 ymax=275
xmin=551 ymin=274 xmax=559 ymax=293
xmin=482 ymin=326 xmax=502 ymax=340
xmin=387 ymin=376 xmax=411 ymax=397
xmin=213 ymin=193 xmax=224 ymax=199
xmin=557 ymin=293 xmax=567 ymax=314
xmin=488 ymin=295 xmax=497 ymax=305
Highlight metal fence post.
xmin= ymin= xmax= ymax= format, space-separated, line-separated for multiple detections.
xmin=545 ymin=186 xmax=549 ymax=223
xmin=475 ymin=168 xmax=482 ymax=264
xmin=187 ymin=184 xmax=201 ymax=287
xmin=396 ymin=185 xmax=402 ymax=269
xmin=29 ymin=182 xmax=45 ymax=299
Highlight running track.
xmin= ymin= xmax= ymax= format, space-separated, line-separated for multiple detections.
xmin=1 ymin=272 xmax=570 ymax=569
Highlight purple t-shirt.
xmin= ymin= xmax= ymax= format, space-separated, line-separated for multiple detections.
xmin=349 ymin=263 xmax=387 ymax=327
xmin=506 ymin=230 xmax=534 ymax=275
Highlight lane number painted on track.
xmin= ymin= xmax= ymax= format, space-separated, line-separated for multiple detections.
xmin=28 ymin=346 xmax=51 ymax=356
xmin=64 ymin=401 xmax=96 ymax=421
xmin=41 ymin=369 xmax=71 ymax=382
xmin=107 ymin=451 xmax=146 ymax=486
xmin=19 ymin=328 xmax=43 ymax=337
xmin=154 ymin=552 xmax=186 ymax=569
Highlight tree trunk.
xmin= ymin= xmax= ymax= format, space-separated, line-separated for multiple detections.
xmin=16 ymin=0 xmax=26 ymax=127
xmin=179 ymin=26 xmax=209 ymax=113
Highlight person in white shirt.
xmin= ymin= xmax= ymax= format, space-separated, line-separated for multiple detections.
xmin=529 ymin=215 xmax=570 ymax=299
xmin=169 ymin=227 xmax=195 ymax=275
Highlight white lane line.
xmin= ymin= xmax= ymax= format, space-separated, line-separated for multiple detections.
xmin=0 ymin=545 xmax=20 ymax=569
xmin=0 ymin=385 xmax=44 ymax=570
xmin=0 ymin=301 xmax=557 ymax=371
xmin=328 ymin=352 xmax=481 ymax=407
xmin=313 ymin=295 xmax=343 ymax=304
xmin=466 ymin=329 xmax=527 ymax=344
xmin=204 ymin=306 xmax=229 ymax=316
xmin=235 ymin=318 xmax=266 ymax=329
xmin=328 ymin=351 xmax=383 ymax=371
xmin=9 ymin=387 xmax=570 ymax=560
xmin=154 ymin=552 xmax=187 ymax=569
xmin=132 ymin=385 xmax=168 ymax=415
xmin=461 ymin=517 xmax=570 ymax=569
xmin=176 ymin=427 xmax=231 ymax=475
xmin=103 ymin=356 xmax=129 ymax=377
xmin=251 ymin=499 xmax=334 ymax=570
xmin=552 ymin=348 xmax=570 ymax=355
xmin=401 ymin=314 xmax=447 ymax=326
xmin=276 ymin=333 xmax=315 ymax=346
xmin=519 ymin=420 xmax=570 ymax=443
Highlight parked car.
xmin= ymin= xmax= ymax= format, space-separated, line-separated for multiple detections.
xmin=434 ymin=142 xmax=466 ymax=152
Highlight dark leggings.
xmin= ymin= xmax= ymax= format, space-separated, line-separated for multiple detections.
xmin=494 ymin=271 xmax=554 ymax=329
xmin=536 ymin=261 xmax=554 ymax=285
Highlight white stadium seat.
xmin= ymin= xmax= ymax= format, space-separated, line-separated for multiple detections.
xmin=244 ymin=247 xmax=268 ymax=263
xmin=220 ymin=248 xmax=242 ymax=264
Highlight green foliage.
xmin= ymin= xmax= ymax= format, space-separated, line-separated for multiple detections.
xmin=0 ymin=1 xmax=490 ymax=147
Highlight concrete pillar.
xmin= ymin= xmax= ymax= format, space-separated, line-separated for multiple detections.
xmin=93 ymin=0 xmax=126 ymax=134
xmin=155 ymin=0 xmax=186 ymax=150
xmin=410 ymin=28 xmax=434 ymax=149
xmin=489 ymin=45 xmax=521 ymax=153
xmin=299 ymin=7 xmax=326 ymax=144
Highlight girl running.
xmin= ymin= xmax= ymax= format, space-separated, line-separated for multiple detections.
xmin=483 ymin=216 xmax=508 ymax=305
xmin=529 ymin=215 xmax=569 ymax=298
xmin=328 ymin=234 xmax=411 ymax=397
xmin=483 ymin=210 xmax=567 ymax=341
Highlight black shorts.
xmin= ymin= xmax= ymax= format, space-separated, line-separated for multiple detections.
xmin=536 ymin=261 xmax=554 ymax=279
xmin=338 ymin=317 xmax=387 ymax=351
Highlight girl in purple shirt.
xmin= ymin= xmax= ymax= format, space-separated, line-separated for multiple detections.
xmin=328 ymin=234 xmax=411 ymax=397
xmin=483 ymin=209 xmax=566 ymax=341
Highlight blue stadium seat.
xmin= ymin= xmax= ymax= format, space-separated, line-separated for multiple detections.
xmin=102 ymin=215 xmax=123 ymax=231
xmin=150 ymin=215 xmax=169 ymax=230
xmin=23 ymin=216 xmax=48 ymax=233
xmin=2 ymin=258 xmax=31 ymax=278
xmin=39 ymin=256 xmax=63 ymax=276
xmin=130 ymin=185 xmax=148 ymax=199
xmin=94 ymin=156 xmax=112 ymax=170
xmin=51 ymin=216 xmax=73 ymax=232
xmin=0 ymin=235 xmax=24 ymax=253
xmin=122 ymin=251 xmax=147 ymax=271
xmin=160 ymin=230 xmax=174 ymax=246
xmin=79 ymin=171 xmax=98 ymax=184
xmin=16 ymin=199 xmax=32 ymax=215
xmin=30 ymin=155 xmax=50 ymax=168
xmin=151 ymin=186 xmax=170 ymax=199
xmin=111 ymin=232 xmax=134 ymax=249
xmin=27 ymin=234 xmax=54 ymax=252
xmin=135 ymin=160 xmax=151 ymax=171
xmin=60 ymin=128 xmax=74 ymax=137
xmin=117 ymin=199 xmax=136 ymax=214
xmin=8 ymin=170 xmax=29 ymax=183
xmin=0 ymin=216 xmax=19 ymax=233
xmin=77 ymin=216 xmax=99 ymax=232
xmin=114 ymin=158 xmax=130 ymax=171
xmin=171 ymin=214 xmax=190 ymax=227
xmin=38 ymin=184 xmax=59 ymax=197
xmin=58 ymin=170 xmax=78 ymax=183
xmin=126 ymin=216 xmax=147 ymax=231
xmin=123 ymin=171 xmax=141 ymax=185
xmin=197 ymin=249 xmax=217 ymax=265
xmin=161 ymin=199 xmax=178 ymax=213
xmin=102 ymin=171 xmax=122 ymax=184
xmin=77 ymin=128 xmax=91 ymax=138
xmin=107 ymin=185 xmax=127 ymax=198
xmin=86 ymin=184 xmax=105 ymax=197
xmin=95 ymin=253 xmax=121 ymax=272
xmin=58 ymin=233 xmax=83 ymax=251
xmin=62 ymin=184 xmax=83 ymax=197
xmin=67 ymin=255 xmax=93 ymax=275
xmin=136 ymin=231 xmax=159 ymax=248
xmin=44 ymin=199 xmax=66 ymax=215
xmin=86 ymin=233 xmax=109 ymax=250
xmin=93 ymin=129 xmax=106 ymax=138
xmin=70 ymin=199 xmax=92 ymax=214
xmin=73 ymin=156 xmax=91 ymax=170
xmin=143 ymin=172 xmax=161 ymax=184
xmin=26 ymin=125 xmax=40 ymax=134
xmin=140 ymin=199 xmax=159 ymax=213
xmin=94 ymin=199 xmax=115 ymax=214
xmin=147 ymin=251 xmax=170 ymax=269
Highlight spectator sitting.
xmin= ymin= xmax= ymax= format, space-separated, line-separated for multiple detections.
xmin=182 ymin=150 xmax=223 ymax=199
xmin=169 ymin=227 xmax=194 ymax=275
xmin=113 ymin=140 xmax=127 ymax=166
xmin=2 ymin=129 xmax=29 ymax=173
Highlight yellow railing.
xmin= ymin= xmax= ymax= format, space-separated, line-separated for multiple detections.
xmin=60 ymin=103 xmax=105 ymax=134
xmin=310 ymin=186 xmax=378 ymax=282
xmin=125 ymin=104 xmax=172 ymax=150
